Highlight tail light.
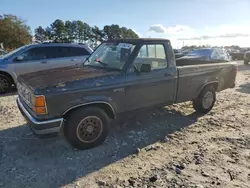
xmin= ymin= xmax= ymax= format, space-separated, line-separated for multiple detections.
xmin=235 ymin=66 xmax=238 ymax=74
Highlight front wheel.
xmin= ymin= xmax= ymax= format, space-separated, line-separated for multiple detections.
xmin=193 ymin=86 xmax=216 ymax=114
xmin=244 ymin=60 xmax=249 ymax=65
xmin=64 ymin=107 xmax=110 ymax=150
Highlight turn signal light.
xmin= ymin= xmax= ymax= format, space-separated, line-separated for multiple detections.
xmin=34 ymin=96 xmax=46 ymax=107
xmin=32 ymin=95 xmax=47 ymax=115
xmin=33 ymin=107 xmax=47 ymax=115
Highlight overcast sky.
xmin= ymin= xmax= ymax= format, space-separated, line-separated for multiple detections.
xmin=1 ymin=0 xmax=250 ymax=48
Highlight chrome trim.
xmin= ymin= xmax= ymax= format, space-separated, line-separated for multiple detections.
xmin=17 ymin=97 xmax=63 ymax=134
xmin=62 ymin=101 xmax=116 ymax=118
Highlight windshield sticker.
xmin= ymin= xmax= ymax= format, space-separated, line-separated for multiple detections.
xmin=117 ymin=43 xmax=133 ymax=49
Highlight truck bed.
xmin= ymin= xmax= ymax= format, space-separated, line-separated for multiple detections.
xmin=175 ymin=61 xmax=237 ymax=103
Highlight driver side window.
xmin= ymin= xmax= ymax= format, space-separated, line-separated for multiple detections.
xmin=17 ymin=47 xmax=47 ymax=61
xmin=133 ymin=44 xmax=167 ymax=72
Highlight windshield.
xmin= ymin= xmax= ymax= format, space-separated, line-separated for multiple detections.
xmin=187 ymin=49 xmax=212 ymax=56
xmin=1 ymin=45 xmax=27 ymax=59
xmin=85 ymin=42 xmax=135 ymax=70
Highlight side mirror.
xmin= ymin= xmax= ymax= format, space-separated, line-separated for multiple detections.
xmin=140 ymin=64 xmax=151 ymax=73
xmin=16 ymin=55 xmax=24 ymax=61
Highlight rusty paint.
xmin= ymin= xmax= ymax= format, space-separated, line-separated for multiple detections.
xmin=56 ymin=83 xmax=66 ymax=88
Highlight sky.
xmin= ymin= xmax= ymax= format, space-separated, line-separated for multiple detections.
xmin=1 ymin=0 xmax=250 ymax=48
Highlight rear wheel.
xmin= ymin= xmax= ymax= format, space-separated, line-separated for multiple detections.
xmin=64 ymin=107 xmax=110 ymax=150
xmin=193 ymin=85 xmax=216 ymax=114
xmin=0 ymin=74 xmax=12 ymax=94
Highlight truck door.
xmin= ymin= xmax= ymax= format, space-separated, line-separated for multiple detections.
xmin=125 ymin=43 xmax=177 ymax=111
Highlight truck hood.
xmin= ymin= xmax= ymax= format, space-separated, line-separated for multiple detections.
xmin=18 ymin=66 xmax=120 ymax=93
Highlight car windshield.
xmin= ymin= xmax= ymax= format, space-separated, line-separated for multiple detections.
xmin=187 ymin=49 xmax=212 ymax=56
xmin=1 ymin=45 xmax=27 ymax=59
xmin=85 ymin=42 xmax=136 ymax=71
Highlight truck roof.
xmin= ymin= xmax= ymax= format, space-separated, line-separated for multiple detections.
xmin=106 ymin=38 xmax=170 ymax=44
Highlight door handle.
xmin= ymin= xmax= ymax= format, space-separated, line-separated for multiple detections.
xmin=41 ymin=61 xmax=47 ymax=64
xmin=71 ymin=59 xmax=77 ymax=61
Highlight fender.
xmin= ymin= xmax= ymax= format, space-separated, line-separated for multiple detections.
xmin=62 ymin=97 xmax=116 ymax=119
xmin=196 ymin=81 xmax=218 ymax=98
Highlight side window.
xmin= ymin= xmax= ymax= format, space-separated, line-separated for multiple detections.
xmin=134 ymin=44 xmax=167 ymax=71
xmin=69 ymin=47 xmax=90 ymax=56
xmin=19 ymin=47 xmax=47 ymax=61
xmin=46 ymin=47 xmax=70 ymax=59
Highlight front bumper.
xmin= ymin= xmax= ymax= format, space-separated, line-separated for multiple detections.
xmin=17 ymin=97 xmax=63 ymax=135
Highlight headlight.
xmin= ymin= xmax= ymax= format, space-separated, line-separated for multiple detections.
xmin=18 ymin=83 xmax=47 ymax=115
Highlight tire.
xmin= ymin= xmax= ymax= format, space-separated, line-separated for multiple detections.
xmin=193 ymin=85 xmax=216 ymax=114
xmin=0 ymin=74 xmax=12 ymax=94
xmin=64 ymin=107 xmax=110 ymax=150
xmin=244 ymin=60 xmax=249 ymax=65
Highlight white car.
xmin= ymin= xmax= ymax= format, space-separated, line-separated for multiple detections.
xmin=0 ymin=43 xmax=93 ymax=93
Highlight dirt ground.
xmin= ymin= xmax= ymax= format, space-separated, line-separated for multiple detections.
xmin=0 ymin=63 xmax=250 ymax=188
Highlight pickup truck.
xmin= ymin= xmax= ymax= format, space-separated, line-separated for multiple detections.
xmin=16 ymin=38 xmax=238 ymax=150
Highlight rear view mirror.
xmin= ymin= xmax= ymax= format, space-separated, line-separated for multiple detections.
xmin=16 ymin=55 xmax=24 ymax=61
xmin=140 ymin=64 xmax=151 ymax=73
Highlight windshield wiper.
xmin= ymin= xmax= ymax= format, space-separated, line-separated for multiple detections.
xmin=95 ymin=59 xmax=108 ymax=67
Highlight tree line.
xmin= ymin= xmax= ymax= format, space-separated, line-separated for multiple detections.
xmin=0 ymin=14 xmax=32 ymax=51
xmin=34 ymin=19 xmax=139 ymax=48
xmin=0 ymin=14 xmax=139 ymax=51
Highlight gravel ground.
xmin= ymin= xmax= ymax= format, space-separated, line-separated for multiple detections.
xmin=0 ymin=63 xmax=250 ymax=188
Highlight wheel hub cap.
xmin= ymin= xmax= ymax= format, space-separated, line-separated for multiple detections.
xmin=76 ymin=116 xmax=103 ymax=143
xmin=202 ymin=91 xmax=214 ymax=109
xmin=86 ymin=124 xmax=94 ymax=133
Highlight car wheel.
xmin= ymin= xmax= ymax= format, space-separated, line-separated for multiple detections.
xmin=0 ymin=74 xmax=12 ymax=94
xmin=64 ymin=107 xmax=110 ymax=150
xmin=193 ymin=85 xmax=216 ymax=114
xmin=244 ymin=60 xmax=249 ymax=65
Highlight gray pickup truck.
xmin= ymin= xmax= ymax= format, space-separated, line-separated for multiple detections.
xmin=16 ymin=38 xmax=237 ymax=150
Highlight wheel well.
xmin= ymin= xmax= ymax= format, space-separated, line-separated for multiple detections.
xmin=0 ymin=71 xmax=14 ymax=84
xmin=63 ymin=103 xmax=116 ymax=120
xmin=197 ymin=82 xmax=218 ymax=97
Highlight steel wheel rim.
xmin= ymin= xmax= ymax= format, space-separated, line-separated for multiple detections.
xmin=202 ymin=91 xmax=214 ymax=109
xmin=76 ymin=116 xmax=103 ymax=143
xmin=0 ymin=77 xmax=9 ymax=93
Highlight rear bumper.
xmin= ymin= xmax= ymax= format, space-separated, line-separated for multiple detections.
xmin=17 ymin=97 xmax=63 ymax=135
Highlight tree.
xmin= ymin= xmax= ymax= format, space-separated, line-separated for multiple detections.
xmin=82 ymin=22 xmax=91 ymax=42
xmin=103 ymin=24 xmax=139 ymax=40
xmin=34 ymin=20 xmax=139 ymax=47
xmin=34 ymin=26 xmax=48 ymax=42
xmin=90 ymin=26 xmax=104 ymax=48
xmin=49 ymin=19 xmax=66 ymax=42
xmin=0 ymin=14 xmax=32 ymax=51
xmin=75 ymin=20 xmax=84 ymax=43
